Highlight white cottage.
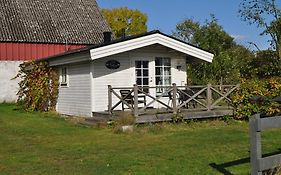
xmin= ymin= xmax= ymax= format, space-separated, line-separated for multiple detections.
xmin=43 ymin=30 xmax=214 ymax=117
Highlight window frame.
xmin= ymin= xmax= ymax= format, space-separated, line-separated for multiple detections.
xmin=135 ymin=60 xmax=150 ymax=93
xmin=155 ymin=57 xmax=171 ymax=96
xmin=60 ymin=67 xmax=68 ymax=87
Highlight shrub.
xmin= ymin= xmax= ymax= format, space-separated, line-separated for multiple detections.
xmin=232 ymin=77 xmax=281 ymax=119
xmin=116 ymin=112 xmax=135 ymax=126
xmin=113 ymin=112 xmax=135 ymax=133
xmin=13 ymin=61 xmax=59 ymax=111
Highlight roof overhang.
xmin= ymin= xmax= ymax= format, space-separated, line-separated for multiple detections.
xmin=90 ymin=33 xmax=214 ymax=62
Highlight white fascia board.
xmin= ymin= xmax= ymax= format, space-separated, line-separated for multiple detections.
xmin=90 ymin=33 xmax=214 ymax=62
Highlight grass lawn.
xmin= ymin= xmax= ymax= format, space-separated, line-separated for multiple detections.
xmin=1 ymin=104 xmax=281 ymax=175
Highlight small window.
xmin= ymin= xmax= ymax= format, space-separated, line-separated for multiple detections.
xmin=60 ymin=67 xmax=68 ymax=87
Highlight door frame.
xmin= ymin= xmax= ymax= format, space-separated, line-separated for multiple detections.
xmin=131 ymin=56 xmax=155 ymax=89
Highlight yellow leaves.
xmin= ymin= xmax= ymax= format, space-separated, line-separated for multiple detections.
xmin=233 ymin=77 xmax=281 ymax=119
xmin=14 ymin=61 xmax=59 ymax=112
xmin=102 ymin=7 xmax=147 ymax=38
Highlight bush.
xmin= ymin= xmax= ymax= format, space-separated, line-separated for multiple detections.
xmin=232 ymin=78 xmax=281 ymax=119
xmin=13 ymin=61 xmax=59 ymax=111
xmin=113 ymin=112 xmax=135 ymax=133
xmin=116 ymin=112 xmax=135 ymax=126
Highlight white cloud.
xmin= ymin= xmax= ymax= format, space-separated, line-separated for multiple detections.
xmin=231 ymin=34 xmax=247 ymax=41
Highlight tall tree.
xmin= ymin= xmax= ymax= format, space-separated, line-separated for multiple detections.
xmin=173 ymin=16 xmax=254 ymax=84
xmin=102 ymin=7 xmax=147 ymax=38
xmin=239 ymin=0 xmax=281 ymax=59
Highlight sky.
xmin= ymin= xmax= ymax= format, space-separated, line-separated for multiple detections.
xmin=96 ymin=0 xmax=272 ymax=50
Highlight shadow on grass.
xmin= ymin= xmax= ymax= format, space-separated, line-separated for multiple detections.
xmin=209 ymin=149 xmax=281 ymax=175
xmin=209 ymin=157 xmax=249 ymax=175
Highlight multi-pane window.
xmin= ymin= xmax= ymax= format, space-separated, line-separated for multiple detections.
xmin=155 ymin=57 xmax=171 ymax=96
xmin=135 ymin=60 xmax=149 ymax=93
xmin=60 ymin=67 xmax=68 ymax=86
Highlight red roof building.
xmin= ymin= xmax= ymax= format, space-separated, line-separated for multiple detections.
xmin=0 ymin=0 xmax=111 ymax=102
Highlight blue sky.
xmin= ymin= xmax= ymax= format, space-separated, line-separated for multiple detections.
xmin=97 ymin=0 xmax=271 ymax=50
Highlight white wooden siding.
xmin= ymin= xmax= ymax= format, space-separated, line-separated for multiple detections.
xmin=92 ymin=53 xmax=133 ymax=112
xmin=56 ymin=62 xmax=92 ymax=117
xmin=171 ymin=57 xmax=187 ymax=86
xmin=92 ymin=45 xmax=187 ymax=112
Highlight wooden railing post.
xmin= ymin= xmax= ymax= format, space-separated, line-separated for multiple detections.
xmin=207 ymin=83 xmax=212 ymax=111
xmin=172 ymin=83 xmax=177 ymax=114
xmin=108 ymin=85 xmax=112 ymax=115
xmin=133 ymin=84 xmax=139 ymax=117
xmin=250 ymin=114 xmax=262 ymax=175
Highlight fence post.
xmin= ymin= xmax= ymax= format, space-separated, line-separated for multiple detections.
xmin=133 ymin=84 xmax=139 ymax=117
xmin=172 ymin=83 xmax=177 ymax=114
xmin=108 ymin=85 xmax=112 ymax=115
xmin=207 ymin=83 xmax=212 ymax=111
xmin=250 ymin=114 xmax=262 ymax=175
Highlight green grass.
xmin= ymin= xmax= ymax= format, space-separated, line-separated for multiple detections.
xmin=1 ymin=103 xmax=281 ymax=175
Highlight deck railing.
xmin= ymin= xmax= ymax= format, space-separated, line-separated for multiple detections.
xmin=108 ymin=83 xmax=239 ymax=117
xmin=250 ymin=114 xmax=281 ymax=175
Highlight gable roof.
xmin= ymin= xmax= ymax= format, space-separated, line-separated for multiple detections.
xmin=0 ymin=0 xmax=111 ymax=44
xmin=90 ymin=31 xmax=214 ymax=62
xmin=43 ymin=30 xmax=214 ymax=65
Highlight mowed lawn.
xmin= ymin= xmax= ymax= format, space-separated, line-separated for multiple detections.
xmin=1 ymin=104 xmax=281 ymax=175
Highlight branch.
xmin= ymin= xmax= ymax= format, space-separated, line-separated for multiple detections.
xmin=248 ymin=42 xmax=261 ymax=51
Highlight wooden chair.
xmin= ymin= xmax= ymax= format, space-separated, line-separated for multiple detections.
xmin=178 ymin=88 xmax=197 ymax=108
xmin=120 ymin=90 xmax=146 ymax=111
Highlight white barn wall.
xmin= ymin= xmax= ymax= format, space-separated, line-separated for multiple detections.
xmin=56 ymin=62 xmax=92 ymax=117
xmin=92 ymin=46 xmax=187 ymax=112
xmin=0 ymin=61 xmax=22 ymax=103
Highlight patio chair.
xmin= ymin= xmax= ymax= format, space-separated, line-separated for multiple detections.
xmin=178 ymin=88 xmax=197 ymax=109
xmin=120 ymin=90 xmax=146 ymax=111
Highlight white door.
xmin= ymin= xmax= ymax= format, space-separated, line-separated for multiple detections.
xmin=133 ymin=57 xmax=172 ymax=109
xmin=135 ymin=59 xmax=153 ymax=93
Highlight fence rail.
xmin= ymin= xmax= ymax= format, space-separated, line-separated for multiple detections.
xmin=250 ymin=114 xmax=281 ymax=175
xmin=108 ymin=83 xmax=239 ymax=117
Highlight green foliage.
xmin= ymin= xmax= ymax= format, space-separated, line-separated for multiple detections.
xmin=102 ymin=7 xmax=147 ymax=38
xmin=242 ymin=50 xmax=281 ymax=78
xmin=239 ymin=0 xmax=281 ymax=59
xmin=232 ymin=78 xmax=281 ymax=119
xmin=171 ymin=113 xmax=184 ymax=123
xmin=13 ymin=61 xmax=59 ymax=111
xmin=174 ymin=15 xmax=254 ymax=85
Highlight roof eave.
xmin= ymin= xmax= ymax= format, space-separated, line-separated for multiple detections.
xmin=90 ymin=33 xmax=214 ymax=62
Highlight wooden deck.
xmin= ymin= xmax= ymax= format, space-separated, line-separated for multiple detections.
xmin=92 ymin=108 xmax=234 ymax=124
xmin=135 ymin=109 xmax=233 ymax=123
xmin=103 ymin=83 xmax=239 ymax=123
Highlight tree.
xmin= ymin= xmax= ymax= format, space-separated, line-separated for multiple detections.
xmin=239 ymin=0 xmax=281 ymax=60
xmin=242 ymin=50 xmax=281 ymax=78
xmin=173 ymin=16 xmax=254 ymax=85
xmin=102 ymin=7 xmax=147 ymax=38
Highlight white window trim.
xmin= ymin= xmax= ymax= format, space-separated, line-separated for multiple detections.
xmin=155 ymin=57 xmax=171 ymax=96
xmin=60 ymin=67 xmax=69 ymax=87
xmin=155 ymin=57 xmax=171 ymax=86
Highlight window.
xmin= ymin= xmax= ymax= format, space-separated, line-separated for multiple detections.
xmin=60 ymin=67 xmax=68 ymax=86
xmin=155 ymin=57 xmax=171 ymax=96
xmin=135 ymin=60 xmax=149 ymax=93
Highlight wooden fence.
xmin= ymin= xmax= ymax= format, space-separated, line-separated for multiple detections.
xmin=250 ymin=114 xmax=281 ymax=175
xmin=108 ymin=83 xmax=239 ymax=117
